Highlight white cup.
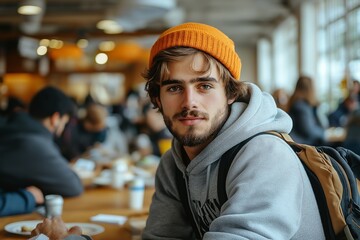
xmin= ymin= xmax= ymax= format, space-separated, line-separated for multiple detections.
xmin=129 ymin=178 xmax=145 ymax=210
xmin=45 ymin=194 xmax=64 ymax=218
xmin=111 ymin=160 xmax=128 ymax=189
xmin=112 ymin=170 xmax=126 ymax=189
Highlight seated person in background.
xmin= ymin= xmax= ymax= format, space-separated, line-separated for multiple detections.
xmin=0 ymin=186 xmax=44 ymax=217
xmin=272 ymin=88 xmax=289 ymax=112
xmin=328 ymin=95 xmax=358 ymax=128
xmin=98 ymin=115 xmax=129 ymax=160
xmin=142 ymin=102 xmax=173 ymax=157
xmin=343 ymin=109 xmax=360 ymax=155
xmin=131 ymin=133 xmax=160 ymax=169
xmin=351 ymin=79 xmax=360 ymax=102
xmin=288 ymin=76 xmax=327 ymax=146
xmin=57 ymin=103 xmax=108 ymax=161
xmin=0 ymin=86 xmax=83 ymax=197
xmin=78 ymin=103 xmax=108 ymax=152
xmin=0 ymin=96 xmax=27 ymax=125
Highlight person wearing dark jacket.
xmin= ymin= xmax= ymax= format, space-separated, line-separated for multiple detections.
xmin=288 ymin=76 xmax=326 ymax=146
xmin=0 ymin=86 xmax=83 ymax=197
xmin=0 ymin=186 xmax=44 ymax=217
xmin=328 ymin=95 xmax=358 ymax=127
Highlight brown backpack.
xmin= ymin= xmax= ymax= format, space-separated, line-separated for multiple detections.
xmin=177 ymin=132 xmax=360 ymax=240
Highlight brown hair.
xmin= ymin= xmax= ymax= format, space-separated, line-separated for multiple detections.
xmin=82 ymin=103 xmax=107 ymax=131
xmin=288 ymin=76 xmax=319 ymax=108
xmin=143 ymin=47 xmax=249 ymax=109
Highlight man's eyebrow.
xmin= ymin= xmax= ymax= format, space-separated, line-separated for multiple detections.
xmin=161 ymin=77 xmax=218 ymax=86
xmin=161 ymin=79 xmax=182 ymax=86
xmin=193 ymin=77 xmax=218 ymax=84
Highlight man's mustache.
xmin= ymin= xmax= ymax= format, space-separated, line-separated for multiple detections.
xmin=174 ymin=110 xmax=209 ymax=119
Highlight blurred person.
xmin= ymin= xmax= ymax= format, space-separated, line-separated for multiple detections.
xmin=31 ymin=22 xmax=325 ymax=240
xmin=83 ymin=103 xmax=107 ymax=132
xmin=351 ymin=79 xmax=360 ymax=102
xmin=0 ymin=86 xmax=83 ymax=197
xmin=3 ymin=96 xmax=27 ymax=115
xmin=98 ymin=115 xmax=129 ymax=160
xmin=120 ymin=90 xmax=142 ymax=139
xmin=59 ymin=102 xmax=129 ymax=163
xmin=57 ymin=103 xmax=108 ymax=161
xmin=76 ymin=103 xmax=108 ymax=155
xmin=131 ymin=133 xmax=160 ymax=168
xmin=287 ymin=76 xmax=327 ymax=145
xmin=0 ymin=96 xmax=27 ymax=125
xmin=343 ymin=109 xmax=360 ymax=155
xmin=271 ymin=88 xmax=289 ymax=112
xmin=328 ymin=95 xmax=358 ymax=128
xmin=0 ymin=186 xmax=44 ymax=217
xmin=142 ymin=102 xmax=173 ymax=156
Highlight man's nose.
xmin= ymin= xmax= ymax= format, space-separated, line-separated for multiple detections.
xmin=181 ymin=87 xmax=197 ymax=109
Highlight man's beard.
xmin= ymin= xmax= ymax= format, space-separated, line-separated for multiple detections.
xmin=163 ymin=106 xmax=229 ymax=147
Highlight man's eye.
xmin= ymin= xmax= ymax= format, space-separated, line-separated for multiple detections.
xmin=168 ymin=86 xmax=181 ymax=92
xmin=200 ymin=84 xmax=212 ymax=90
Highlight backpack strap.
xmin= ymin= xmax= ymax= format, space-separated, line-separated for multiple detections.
xmin=217 ymin=132 xmax=267 ymax=205
xmin=175 ymin=132 xmax=268 ymax=237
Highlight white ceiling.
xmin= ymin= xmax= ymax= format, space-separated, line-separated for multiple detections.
xmin=0 ymin=0 xmax=301 ymax=46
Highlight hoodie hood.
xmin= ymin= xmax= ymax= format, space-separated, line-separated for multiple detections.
xmin=171 ymin=82 xmax=293 ymax=174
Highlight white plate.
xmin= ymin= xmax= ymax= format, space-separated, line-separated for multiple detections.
xmin=93 ymin=171 xmax=134 ymax=186
xmin=4 ymin=220 xmax=104 ymax=236
xmin=4 ymin=220 xmax=41 ymax=236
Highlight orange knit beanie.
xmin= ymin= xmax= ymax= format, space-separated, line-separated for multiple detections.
xmin=149 ymin=22 xmax=241 ymax=80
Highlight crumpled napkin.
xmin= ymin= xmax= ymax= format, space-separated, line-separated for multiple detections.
xmin=90 ymin=214 xmax=128 ymax=225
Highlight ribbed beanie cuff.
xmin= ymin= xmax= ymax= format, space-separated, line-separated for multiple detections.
xmin=149 ymin=22 xmax=241 ymax=80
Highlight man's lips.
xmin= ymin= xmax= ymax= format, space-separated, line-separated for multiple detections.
xmin=177 ymin=117 xmax=205 ymax=126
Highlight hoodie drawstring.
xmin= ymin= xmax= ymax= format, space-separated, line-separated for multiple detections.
xmin=204 ymin=164 xmax=211 ymax=202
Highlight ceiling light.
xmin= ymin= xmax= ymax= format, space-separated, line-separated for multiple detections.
xmin=99 ymin=41 xmax=115 ymax=52
xmin=37 ymin=46 xmax=47 ymax=56
xmin=96 ymin=20 xmax=118 ymax=30
xmin=95 ymin=53 xmax=108 ymax=65
xmin=18 ymin=0 xmax=44 ymax=15
xmin=104 ymin=27 xmax=123 ymax=34
xmin=77 ymin=39 xmax=89 ymax=49
xmin=49 ymin=39 xmax=63 ymax=49
xmin=39 ymin=39 xmax=50 ymax=47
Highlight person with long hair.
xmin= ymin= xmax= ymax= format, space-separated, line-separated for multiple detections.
xmin=288 ymin=76 xmax=326 ymax=145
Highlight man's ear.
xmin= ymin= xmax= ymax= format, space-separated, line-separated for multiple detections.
xmin=227 ymin=97 xmax=236 ymax=105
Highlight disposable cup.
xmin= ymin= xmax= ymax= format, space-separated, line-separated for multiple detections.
xmin=129 ymin=178 xmax=145 ymax=210
xmin=45 ymin=194 xmax=63 ymax=218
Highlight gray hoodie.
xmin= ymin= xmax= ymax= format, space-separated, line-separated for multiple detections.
xmin=143 ymin=83 xmax=325 ymax=240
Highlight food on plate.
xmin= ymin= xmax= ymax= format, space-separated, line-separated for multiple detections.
xmin=21 ymin=225 xmax=34 ymax=232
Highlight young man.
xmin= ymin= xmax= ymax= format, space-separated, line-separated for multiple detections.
xmin=31 ymin=23 xmax=325 ymax=239
xmin=142 ymin=22 xmax=325 ymax=240
xmin=0 ymin=86 xmax=83 ymax=197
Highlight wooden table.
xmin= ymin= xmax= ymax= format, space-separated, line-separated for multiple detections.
xmin=0 ymin=185 xmax=155 ymax=240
